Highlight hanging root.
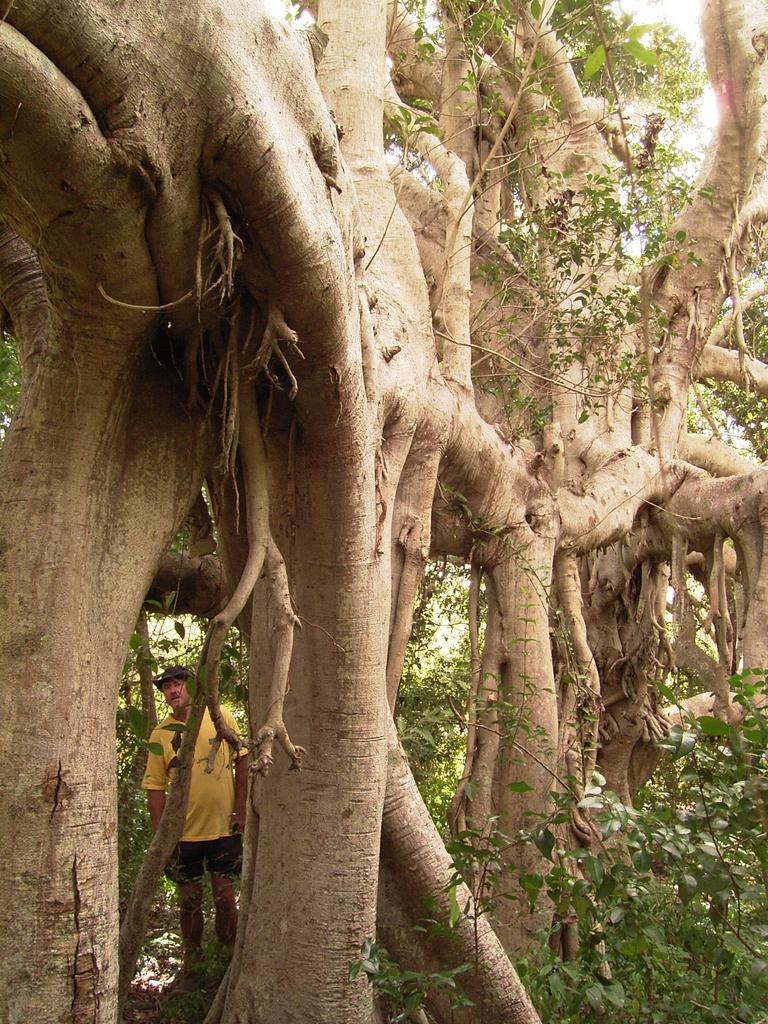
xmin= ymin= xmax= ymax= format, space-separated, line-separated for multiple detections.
xmin=447 ymin=562 xmax=482 ymax=836
xmin=724 ymin=228 xmax=752 ymax=386
xmin=245 ymin=301 xmax=303 ymax=399
xmin=205 ymin=187 xmax=244 ymax=303
xmin=252 ymin=539 xmax=305 ymax=775
xmin=554 ymin=553 xmax=602 ymax=785
xmin=641 ymin=707 xmax=669 ymax=744
xmin=358 ymin=282 xmax=378 ymax=404
xmin=183 ymin=190 xmax=245 ymax=408
xmin=570 ymin=806 xmax=593 ymax=846
xmin=203 ymin=379 xmax=271 ymax=770
xmin=374 ymin=444 xmax=388 ymax=558
xmin=711 ymin=533 xmax=733 ymax=660
xmin=218 ymin=313 xmax=241 ymax=475
xmin=709 ymin=533 xmax=735 ymax=720
xmin=670 ymin=532 xmax=688 ymax=629
xmin=203 ymin=371 xmax=302 ymax=775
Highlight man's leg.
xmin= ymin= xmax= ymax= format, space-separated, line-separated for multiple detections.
xmin=207 ymin=834 xmax=242 ymax=945
xmin=210 ymin=872 xmax=238 ymax=945
xmin=178 ymin=880 xmax=204 ymax=950
xmin=168 ymin=841 xmax=206 ymax=962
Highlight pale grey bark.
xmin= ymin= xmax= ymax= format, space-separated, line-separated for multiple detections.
xmin=5 ymin=1 xmax=768 ymax=1022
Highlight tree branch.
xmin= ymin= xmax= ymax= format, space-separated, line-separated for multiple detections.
xmin=697 ymin=343 xmax=768 ymax=396
xmin=681 ymin=433 xmax=762 ymax=477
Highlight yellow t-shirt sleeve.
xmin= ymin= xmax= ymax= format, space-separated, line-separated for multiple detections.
xmin=140 ymin=727 xmax=170 ymax=790
xmin=222 ymin=707 xmax=248 ymax=759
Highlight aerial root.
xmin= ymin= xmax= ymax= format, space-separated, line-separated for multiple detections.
xmin=245 ymin=301 xmax=303 ymax=399
xmin=252 ymin=540 xmax=304 ymax=775
xmin=554 ymin=553 xmax=602 ymax=795
xmin=358 ymin=284 xmax=378 ymax=404
xmin=205 ymin=188 xmax=244 ymax=303
xmin=203 ymin=382 xmax=270 ymax=766
xmin=205 ymin=375 xmax=302 ymax=776
xmin=448 ymin=563 xmax=483 ymax=837
xmin=380 ymin=343 xmax=401 ymax=362
xmin=570 ymin=805 xmax=593 ymax=845
xmin=218 ymin=314 xmax=241 ymax=474
xmin=598 ymin=711 xmax=618 ymax=744
xmin=254 ymin=722 xmax=305 ymax=775
xmin=374 ymin=446 xmax=388 ymax=556
xmin=641 ymin=709 xmax=669 ymax=744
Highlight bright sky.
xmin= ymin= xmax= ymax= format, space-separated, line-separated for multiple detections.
xmin=624 ymin=0 xmax=718 ymax=130
xmin=623 ymin=0 xmax=703 ymax=42
xmin=263 ymin=0 xmax=707 ymax=45
xmin=261 ymin=0 xmax=718 ymax=131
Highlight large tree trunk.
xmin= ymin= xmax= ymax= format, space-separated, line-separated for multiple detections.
xmin=0 ymin=314 xmax=210 ymax=1020
xmin=6 ymin=0 xmax=768 ymax=1020
xmin=217 ymin=377 xmax=389 ymax=1023
xmin=379 ymin=731 xmax=541 ymax=1024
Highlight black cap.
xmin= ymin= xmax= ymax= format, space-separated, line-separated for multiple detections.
xmin=153 ymin=664 xmax=192 ymax=690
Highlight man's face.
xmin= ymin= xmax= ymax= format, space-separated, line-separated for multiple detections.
xmin=160 ymin=676 xmax=190 ymax=714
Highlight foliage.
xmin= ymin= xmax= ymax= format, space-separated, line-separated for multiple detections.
xmin=349 ymin=938 xmax=473 ymax=1022
xmin=129 ymin=912 xmax=233 ymax=1023
xmin=510 ymin=671 xmax=768 ymax=1023
xmin=396 ymin=559 xmax=768 ymax=1024
xmin=396 ymin=561 xmax=472 ymax=825
xmin=696 ymin=290 xmax=768 ymax=463
xmin=0 ymin=329 xmax=20 ymax=442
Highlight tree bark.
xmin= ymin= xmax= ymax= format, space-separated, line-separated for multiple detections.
xmin=0 ymin=322 xmax=211 ymax=1021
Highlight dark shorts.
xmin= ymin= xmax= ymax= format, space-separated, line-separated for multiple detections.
xmin=166 ymin=834 xmax=242 ymax=885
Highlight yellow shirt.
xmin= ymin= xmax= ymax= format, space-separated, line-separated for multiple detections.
xmin=141 ymin=707 xmax=245 ymax=842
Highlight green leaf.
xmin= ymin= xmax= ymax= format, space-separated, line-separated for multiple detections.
xmin=627 ymin=22 xmax=656 ymax=39
xmin=620 ymin=934 xmax=648 ymax=956
xmin=448 ymin=884 xmax=460 ymax=928
xmin=585 ymin=985 xmax=605 ymax=1012
xmin=533 ymin=828 xmax=555 ymax=861
xmin=658 ymin=725 xmax=697 ymax=759
xmin=548 ymin=972 xmax=567 ymax=1000
xmin=126 ymin=705 xmax=148 ymax=738
xmin=508 ymin=780 xmax=534 ymax=793
xmin=642 ymin=924 xmax=664 ymax=946
xmin=582 ymin=854 xmax=605 ymax=887
xmin=678 ymin=873 xmax=698 ymax=903
xmin=530 ymin=0 xmax=541 ymax=17
xmin=603 ymin=981 xmax=626 ymax=1008
xmin=596 ymin=874 xmax=616 ymax=900
xmin=632 ymin=849 xmax=651 ymax=872
xmin=404 ymin=991 xmax=422 ymax=1013
xmin=697 ymin=715 xmax=731 ymax=737
xmin=162 ymin=722 xmax=187 ymax=732
xmin=146 ymin=742 xmax=163 ymax=756
xmin=519 ymin=873 xmax=544 ymax=908
xmin=624 ymin=39 xmax=658 ymax=65
xmin=174 ymin=620 xmax=185 ymax=639
xmin=584 ymin=45 xmax=606 ymax=80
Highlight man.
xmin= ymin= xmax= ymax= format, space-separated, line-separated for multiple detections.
xmin=141 ymin=664 xmax=248 ymax=957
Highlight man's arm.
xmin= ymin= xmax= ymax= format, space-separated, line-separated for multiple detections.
xmin=232 ymin=755 xmax=248 ymax=832
xmin=147 ymin=789 xmax=166 ymax=832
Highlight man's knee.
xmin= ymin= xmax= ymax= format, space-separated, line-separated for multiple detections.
xmin=179 ymin=882 xmax=203 ymax=913
xmin=210 ymin=872 xmax=235 ymax=903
